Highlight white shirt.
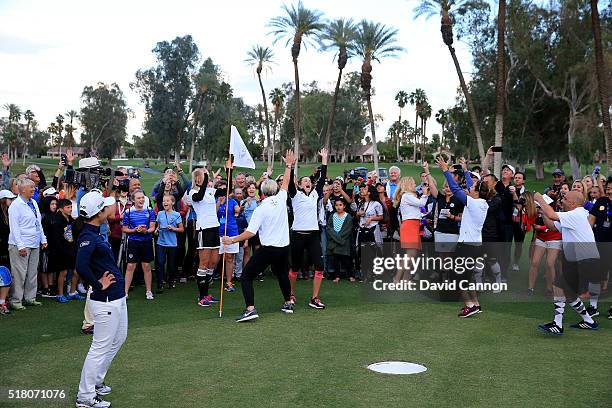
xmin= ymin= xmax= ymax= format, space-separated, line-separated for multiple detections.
xmin=399 ymin=193 xmax=428 ymax=220
xmin=291 ymin=190 xmax=319 ymax=231
xmin=458 ymin=196 xmax=489 ymax=244
xmin=189 ymin=187 xmax=220 ymax=230
xmin=8 ymin=195 xmax=47 ymax=249
xmin=247 ymin=189 xmax=289 ymax=247
xmin=554 ymin=207 xmax=599 ymax=261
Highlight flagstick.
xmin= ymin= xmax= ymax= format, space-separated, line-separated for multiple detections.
xmin=218 ymin=157 xmax=232 ymax=318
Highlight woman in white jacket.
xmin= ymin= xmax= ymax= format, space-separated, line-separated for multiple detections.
xmin=393 ymin=176 xmax=429 ymax=281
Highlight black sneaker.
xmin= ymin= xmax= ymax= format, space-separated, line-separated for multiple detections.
xmin=537 ymin=321 xmax=564 ymax=336
xmin=81 ymin=326 xmax=94 ymax=335
xmin=608 ymin=307 xmax=612 ymax=320
xmin=257 ymin=273 xmax=265 ymax=282
xmin=235 ymin=308 xmax=258 ymax=322
xmin=308 ymin=297 xmax=326 ymax=309
xmin=281 ymin=302 xmax=294 ymax=314
xmin=41 ymin=288 xmax=54 ymax=298
xmin=75 ymin=395 xmax=111 ymax=408
xmin=569 ymin=320 xmax=599 ymax=330
xmin=585 ymin=306 xmax=599 ymax=317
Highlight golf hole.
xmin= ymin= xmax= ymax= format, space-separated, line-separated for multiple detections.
xmin=367 ymin=361 xmax=427 ymax=375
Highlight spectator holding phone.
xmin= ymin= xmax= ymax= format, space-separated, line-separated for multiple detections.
xmin=122 ymin=189 xmax=156 ymax=300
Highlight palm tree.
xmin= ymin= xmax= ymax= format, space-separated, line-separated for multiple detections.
xmin=55 ymin=114 xmax=65 ymax=155
xmin=23 ymin=109 xmax=35 ymax=164
xmin=394 ymin=90 xmax=409 ymax=161
xmin=320 ymin=18 xmax=356 ymax=151
xmin=493 ymin=0 xmax=506 ymax=176
xmin=65 ymin=110 xmax=78 ymax=150
xmin=269 ymin=1 xmax=325 ymax=172
xmin=589 ymin=0 xmax=612 ymax=171
xmin=246 ymin=45 xmax=275 ymax=166
xmin=3 ymin=104 xmax=21 ymax=161
xmin=435 ymin=108 xmax=449 ymax=147
xmin=352 ymin=20 xmax=403 ymax=175
xmin=414 ymin=0 xmax=486 ymax=162
xmin=269 ymin=87 xmax=286 ymax=164
xmin=408 ymin=89 xmax=427 ymax=162
xmin=419 ymin=102 xmax=432 ymax=160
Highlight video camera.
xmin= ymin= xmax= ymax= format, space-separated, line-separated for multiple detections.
xmin=64 ymin=157 xmax=112 ymax=190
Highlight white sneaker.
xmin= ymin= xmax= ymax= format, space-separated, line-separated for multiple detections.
xmin=95 ymin=383 xmax=112 ymax=396
xmin=75 ymin=395 xmax=111 ymax=408
xmin=512 ymin=264 xmax=520 ymax=272
xmin=146 ymin=291 xmax=154 ymax=300
xmin=77 ymin=282 xmax=87 ymax=294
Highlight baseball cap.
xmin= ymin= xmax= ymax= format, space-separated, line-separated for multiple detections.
xmin=78 ymin=157 xmax=101 ymax=169
xmin=470 ymin=172 xmax=482 ymax=181
xmin=79 ymin=191 xmax=115 ymax=218
xmin=0 ymin=190 xmax=16 ymax=199
xmin=552 ymin=168 xmax=565 ymax=176
xmin=502 ymin=164 xmax=516 ymax=174
xmin=42 ymin=186 xmax=58 ymax=197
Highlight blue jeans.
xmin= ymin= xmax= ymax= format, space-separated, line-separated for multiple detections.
xmin=156 ymin=245 xmax=176 ymax=287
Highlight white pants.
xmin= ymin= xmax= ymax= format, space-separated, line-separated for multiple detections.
xmin=77 ymin=296 xmax=128 ymax=401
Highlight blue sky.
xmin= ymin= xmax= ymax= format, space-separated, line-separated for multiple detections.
xmin=0 ymin=0 xmax=475 ymax=145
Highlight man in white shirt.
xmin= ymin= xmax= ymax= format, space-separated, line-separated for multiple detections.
xmin=534 ymin=190 xmax=600 ymax=334
xmin=8 ymin=178 xmax=48 ymax=310
xmin=222 ymin=151 xmax=296 ymax=322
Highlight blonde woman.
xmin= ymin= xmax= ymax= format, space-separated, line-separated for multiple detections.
xmin=571 ymin=180 xmax=588 ymax=204
xmin=393 ymin=175 xmax=429 ymax=281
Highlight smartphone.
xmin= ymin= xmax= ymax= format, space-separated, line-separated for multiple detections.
xmin=60 ymin=153 xmax=68 ymax=166
xmin=491 ymin=146 xmax=504 ymax=153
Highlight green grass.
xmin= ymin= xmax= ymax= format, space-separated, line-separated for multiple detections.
xmin=3 ymin=158 xmax=610 ymax=406
xmin=1 ymin=274 xmax=611 ymax=407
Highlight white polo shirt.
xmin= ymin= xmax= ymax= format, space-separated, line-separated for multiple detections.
xmin=247 ymin=189 xmax=289 ymax=247
xmin=189 ymin=187 xmax=220 ymax=230
xmin=399 ymin=192 xmax=428 ymax=220
xmin=291 ymin=190 xmax=319 ymax=231
xmin=554 ymin=207 xmax=599 ymax=261
xmin=458 ymin=196 xmax=489 ymax=244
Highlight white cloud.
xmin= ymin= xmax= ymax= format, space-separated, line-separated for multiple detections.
xmin=0 ymin=0 xmax=474 ymax=147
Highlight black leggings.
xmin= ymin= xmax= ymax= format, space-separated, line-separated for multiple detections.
xmin=330 ymin=255 xmax=353 ymax=280
xmin=241 ymin=245 xmax=291 ymax=307
xmin=290 ymin=231 xmax=323 ymax=272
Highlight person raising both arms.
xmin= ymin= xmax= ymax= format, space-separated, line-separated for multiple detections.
xmin=287 ymin=148 xmax=328 ymax=309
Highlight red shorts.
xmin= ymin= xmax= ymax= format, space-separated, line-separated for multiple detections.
xmin=400 ymin=219 xmax=421 ymax=250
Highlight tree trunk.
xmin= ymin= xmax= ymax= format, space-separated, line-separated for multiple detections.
xmin=293 ymin=58 xmax=301 ymax=176
xmin=412 ymin=108 xmax=419 ymax=162
xmin=325 ymin=67 xmax=344 ymax=150
xmin=423 ymin=118 xmax=427 ymax=161
xmin=257 ymin=72 xmax=272 ymax=167
xmin=534 ymin=150 xmax=544 ymax=180
xmin=493 ymin=0 xmax=506 ymax=177
xmin=589 ymin=0 xmax=612 ymax=175
xmin=568 ymin=111 xmax=581 ymax=179
xmin=448 ymin=45 xmax=485 ymax=162
xmin=366 ymin=95 xmax=380 ymax=176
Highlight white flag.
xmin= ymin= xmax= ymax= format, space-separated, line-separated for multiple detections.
xmin=229 ymin=125 xmax=255 ymax=169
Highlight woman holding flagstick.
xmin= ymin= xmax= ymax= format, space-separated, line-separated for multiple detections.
xmin=222 ymin=150 xmax=295 ymax=322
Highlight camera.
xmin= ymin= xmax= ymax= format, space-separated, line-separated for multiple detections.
xmin=65 ymin=167 xmax=112 ymax=190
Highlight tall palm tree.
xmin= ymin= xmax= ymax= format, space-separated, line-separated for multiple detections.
xmin=319 ymin=18 xmax=356 ymax=151
xmin=269 ymin=1 xmax=325 ymax=172
xmin=269 ymin=87 xmax=286 ymax=164
xmin=246 ymin=45 xmax=275 ymax=166
xmin=435 ymin=108 xmax=449 ymax=147
xmin=414 ymin=0 xmax=486 ymax=162
xmin=589 ymin=0 xmax=612 ymax=171
xmin=23 ymin=109 xmax=35 ymax=164
xmin=493 ymin=0 xmax=506 ymax=176
xmin=352 ymin=20 xmax=403 ymax=175
xmin=419 ymin=102 xmax=432 ymax=160
xmin=394 ymin=90 xmax=409 ymax=160
xmin=65 ymin=110 xmax=78 ymax=150
xmin=408 ymin=89 xmax=427 ymax=162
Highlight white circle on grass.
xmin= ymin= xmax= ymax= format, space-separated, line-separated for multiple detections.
xmin=367 ymin=361 xmax=427 ymax=375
